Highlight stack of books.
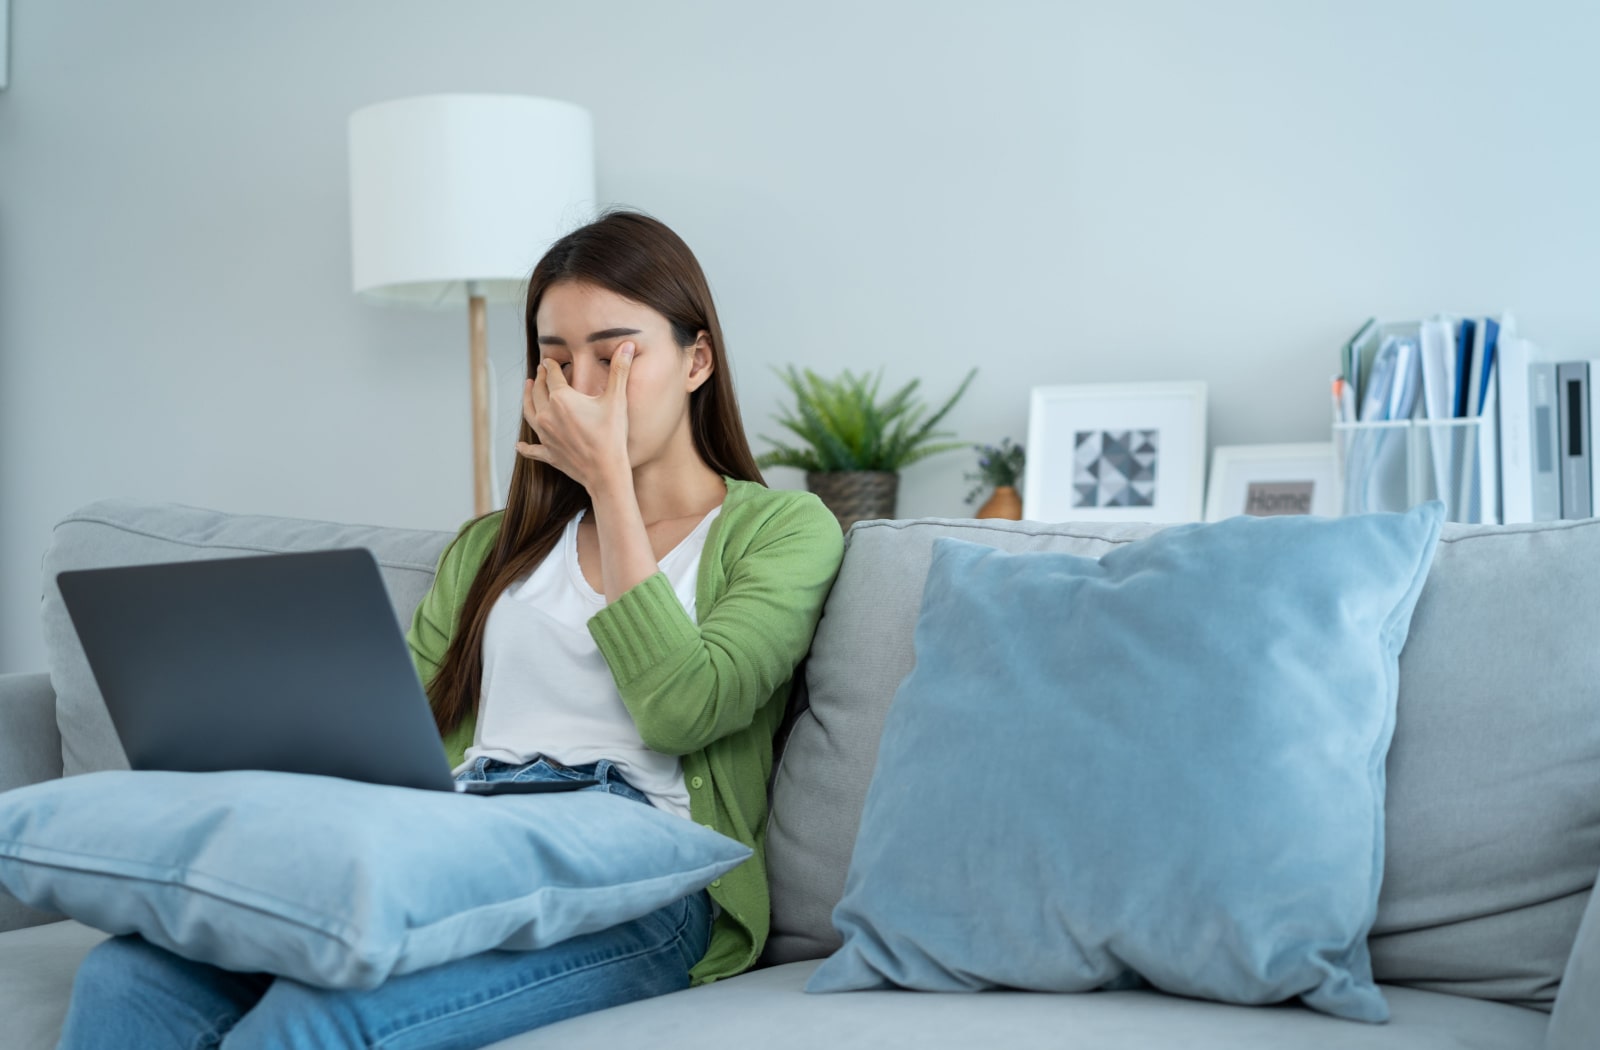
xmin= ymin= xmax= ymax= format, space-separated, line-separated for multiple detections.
xmin=1331 ymin=314 xmax=1597 ymax=524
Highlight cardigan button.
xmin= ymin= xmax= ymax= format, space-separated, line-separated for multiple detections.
xmin=690 ymin=775 xmax=704 ymax=790
xmin=710 ymin=878 xmax=722 ymax=888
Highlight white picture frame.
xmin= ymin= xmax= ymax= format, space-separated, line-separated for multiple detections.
xmin=1023 ymin=381 xmax=1208 ymax=523
xmin=1203 ymin=442 xmax=1339 ymax=523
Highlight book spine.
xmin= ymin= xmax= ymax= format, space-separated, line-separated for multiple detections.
xmin=1478 ymin=377 xmax=1501 ymax=524
xmin=1557 ymin=362 xmax=1592 ymax=519
xmin=1455 ymin=320 xmax=1476 ymax=417
xmin=1530 ymin=363 xmax=1562 ymax=521
xmin=1591 ymin=360 xmax=1600 ymax=519
xmin=1497 ymin=338 xmax=1533 ymax=523
xmin=1477 ymin=318 xmax=1500 ymax=415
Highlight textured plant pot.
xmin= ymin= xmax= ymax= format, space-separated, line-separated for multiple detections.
xmin=806 ymin=471 xmax=899 ymax=532
xmin=976 ymin=485 xmax=1023 ymax=520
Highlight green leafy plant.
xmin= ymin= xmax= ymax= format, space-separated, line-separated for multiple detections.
xmin=964 ymin=438 xmax=1026 ymax=505
xmin=756 ymin=365 xmax=978 ymax=473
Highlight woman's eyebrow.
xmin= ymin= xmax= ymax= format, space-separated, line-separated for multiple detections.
xmin=537 ymin=327 xmax=641 ymax=347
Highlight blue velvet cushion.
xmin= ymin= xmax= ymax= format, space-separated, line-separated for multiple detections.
xmin=805 ymin=502 xmax=1445 ymax=1023
xmin=0 ymin=769 xmax=749 ymax=989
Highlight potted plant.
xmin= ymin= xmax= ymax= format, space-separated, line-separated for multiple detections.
xmin=757 ymin=365 xmax=978 ymax=531
xmin=964 ymin=438 xmax=1026 ymax=520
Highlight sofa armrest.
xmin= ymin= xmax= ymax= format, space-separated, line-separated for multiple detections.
xmin=0 ymin=671 xmax=63 ymax=789
xmin=1547 ymin=874 xmax=1600 ymax=1050
xmin=0 ymin=671 xmax=67 ymax=934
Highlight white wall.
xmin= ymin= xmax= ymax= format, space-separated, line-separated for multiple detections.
xmin=3 ymin=0 xmax=1597 ymax=673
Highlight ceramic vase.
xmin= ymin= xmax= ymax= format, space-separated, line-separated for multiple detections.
xmin=976 ymin=485 xmax=1022 ymax=520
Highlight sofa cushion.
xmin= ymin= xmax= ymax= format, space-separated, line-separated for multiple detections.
xmin=765 ymin=516 xmax=1600 ymax=1014
xmin=0 ymin=936 xmax=1551 ymax=1050
xmin=491 ymin=960 xmax=1548 ymax=1050
xmin=0 ymin=769 xmax=747 ymax=990
xmin=804 ymin=505 xmax=1443 ymax=1022
xmin=40 ymin=499 xmax=456 ymax=777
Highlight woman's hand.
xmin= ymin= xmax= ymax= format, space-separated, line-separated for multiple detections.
xmin=515 ymin=343 xmax=634 ymax=494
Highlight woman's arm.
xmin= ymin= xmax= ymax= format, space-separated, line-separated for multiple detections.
xmin=586 ymin=496 xmax=844 ymax=756
xmin=406 ymin=521 xmax=477 ymax=689
xmin=589 ymin=469 xmax=667 ymax=604
xmin=522 ymin=346 xmax=659 ymax=603
xmin=406 ymin=520 xmax=494 ymax=768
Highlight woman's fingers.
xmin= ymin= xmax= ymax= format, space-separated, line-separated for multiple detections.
xmin=520 ymin=370 xmax=567 ymax=470
xmin=529 ymin=367 xmax=554 ymax=414
xmin=606 ymin=343 xmax=634 ymax=402
xmin=518 ymin=352 xmax=627 ymax=484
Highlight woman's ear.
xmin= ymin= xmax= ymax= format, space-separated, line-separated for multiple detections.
xmin=686 ymin=334 xmax=714 ymax=393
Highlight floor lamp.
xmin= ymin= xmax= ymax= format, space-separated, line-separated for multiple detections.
xmin=348 ymin=93 xmax=596 ymax=516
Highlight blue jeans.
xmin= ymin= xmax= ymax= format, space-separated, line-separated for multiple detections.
xmin=57 ymin=757 xmax=713 ymax=1050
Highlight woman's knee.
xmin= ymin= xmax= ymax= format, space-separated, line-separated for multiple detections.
xmin=72 ymin=933 xmax=181 ymax=994
xmin=218 ymin=979 xmax=370 ymax=1050
xmin=61 ymin=935 xmax=273 ymax=1050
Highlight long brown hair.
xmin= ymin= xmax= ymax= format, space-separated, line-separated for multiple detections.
xmin=426 ymin=208 xmax=766 ymax=740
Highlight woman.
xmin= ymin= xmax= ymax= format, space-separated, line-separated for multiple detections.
xmin=57 ymin=208 xmax=845 ymax=1049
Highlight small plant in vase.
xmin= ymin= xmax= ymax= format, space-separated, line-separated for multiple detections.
xmin=964 ymin=438 xmax=1026 ymax=520
xmin=757 ymin=365 xmax=978 ymax=532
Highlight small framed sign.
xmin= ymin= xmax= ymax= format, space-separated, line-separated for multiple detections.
xmin=1203 ymin=442 xmax=1339 ymax=522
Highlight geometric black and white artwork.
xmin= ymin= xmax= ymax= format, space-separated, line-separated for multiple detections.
xmin=1026 ymin=381 xmax=1207 ymax=523
xmin=1073 ymin=429 xmax=1158 ymax=507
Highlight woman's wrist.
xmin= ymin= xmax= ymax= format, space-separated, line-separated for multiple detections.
xmin=588 ymin=466 xmax=660 ymax=603
xmin=586 ymin=458 xmax=636 ymax=506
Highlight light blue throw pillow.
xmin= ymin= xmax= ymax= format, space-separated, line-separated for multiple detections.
xmin=806 ymin=502 xmax=1445 ymax=1023
xmin=0 ymin=769 xmax=749 ymax=989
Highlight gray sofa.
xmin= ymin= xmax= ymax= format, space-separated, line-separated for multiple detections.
xmin=2 ymin=498 xmax=1597 ymax=1050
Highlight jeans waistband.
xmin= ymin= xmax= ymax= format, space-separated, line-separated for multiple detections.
xmin=465 ymin=755 xmax=653 ymax=809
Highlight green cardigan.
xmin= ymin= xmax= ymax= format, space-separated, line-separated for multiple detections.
xmin=404 ymin=476 xmax=844 ymax=986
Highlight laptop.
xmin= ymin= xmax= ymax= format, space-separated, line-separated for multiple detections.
xmin=55 ymin=547 xmax=597 ymax=797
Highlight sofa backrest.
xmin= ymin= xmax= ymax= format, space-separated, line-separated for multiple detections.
xmin=763 ymin=515 xmax=1600 ymax=1014
xmin=41 ymin=499 xmax=455 ymax=777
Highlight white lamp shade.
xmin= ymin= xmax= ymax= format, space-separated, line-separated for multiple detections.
xmin=348 ymin=94 xmax=596 ymax=307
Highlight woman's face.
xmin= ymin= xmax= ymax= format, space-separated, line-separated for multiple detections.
xmin=533 ymin=280 xmax=712 ymax=469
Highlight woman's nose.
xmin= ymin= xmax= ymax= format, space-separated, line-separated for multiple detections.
xmin=573 ymin=361 xmax=608 ymax=396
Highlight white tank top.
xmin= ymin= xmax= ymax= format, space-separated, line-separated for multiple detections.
xmin=459 ymin=505 xmax=721 ymax=821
